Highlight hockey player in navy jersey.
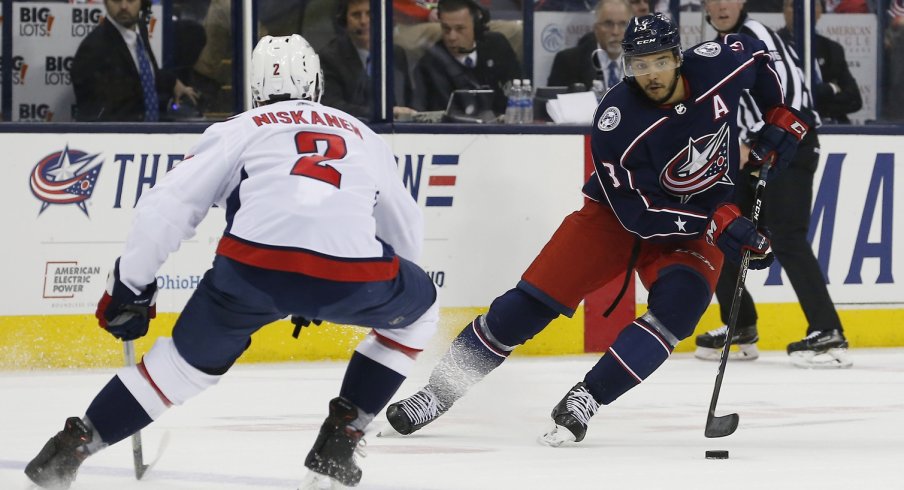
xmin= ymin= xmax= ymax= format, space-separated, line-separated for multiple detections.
xmin=386 ymin=13 xmax=809 ymax=446
xmin=25 ymin=35 xmax=438 ymax=489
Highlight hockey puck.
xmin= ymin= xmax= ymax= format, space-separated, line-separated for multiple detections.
xmin=705 ymin=450 xmax=729 ymax=459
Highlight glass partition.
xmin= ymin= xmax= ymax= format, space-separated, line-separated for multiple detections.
xmin=0 ymin=0 xmax=900 ymax=126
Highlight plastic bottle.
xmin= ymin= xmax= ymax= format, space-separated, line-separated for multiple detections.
xmin=504 ymin=79 xmax=522 ymax=124
xmin=520 ymin=79 xmax=533 ymax=124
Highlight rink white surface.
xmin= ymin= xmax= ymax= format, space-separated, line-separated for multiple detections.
xmin=2 ymin=349 xmax=903 ymax=490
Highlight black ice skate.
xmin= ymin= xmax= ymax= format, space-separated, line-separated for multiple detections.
xmin=384 ymin=387 xmax=448 ymax=436
xmin=787 ymin=330 xmax=852 ymax=369
xmin=538 ymin=382 xmax=600 ymax=447
xmin=25 ymin=417 xmax=92 ymax=489
xmin=302 ymin=397 xmax=366 ymax=488
xmin=694 ymin=324 xmax=760 ymax=361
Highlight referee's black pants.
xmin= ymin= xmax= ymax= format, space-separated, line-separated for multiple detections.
xmin=715 ymin=131 xmax=844 ymax=335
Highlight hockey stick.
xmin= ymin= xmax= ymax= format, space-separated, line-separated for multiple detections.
xmin=123 ymin=340 xmax=150 ymax=479
xmin=704 ymin=165 xmax=769 ymax=438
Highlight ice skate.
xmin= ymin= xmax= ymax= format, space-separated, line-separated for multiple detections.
xmin=787 ymin=330 xmax=852 ymax=369
xmin=303 ymin=397 xmax=366 ymax=488
xmin=25 ymin=417 xmax=92 ymax=489
xmin=384 ymin=387 xmax=448 ymax=436
xmin=694 ymin=324 xmax=760 ymax=361
xmin=538 ymin=382 xmax=600 ymax=447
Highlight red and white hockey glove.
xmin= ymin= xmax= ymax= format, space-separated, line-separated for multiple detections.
xmin=706 ymin=204 xmax=774 ymax=270
xmin=95 ymin=259 xmax=158 ymax=341
xmin=748 ymin=105 xmax=810 ymax=180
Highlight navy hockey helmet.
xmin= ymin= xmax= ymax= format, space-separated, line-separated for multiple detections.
xmin=621 ymin=13 xmax=683 ymax=79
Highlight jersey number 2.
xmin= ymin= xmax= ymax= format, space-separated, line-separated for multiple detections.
xmin=291 ymin=131 xmax=347 ymax=188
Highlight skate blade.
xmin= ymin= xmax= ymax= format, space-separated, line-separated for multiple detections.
xmin=297 ymin=471 xmax=349 ymax=490
xmin=537 ymin=424 xmax=576 ymax=448
xmin=694 ymin=344 xmax=759 ymax=361
xmin=789 ymin=349 xmax=853 ymax=369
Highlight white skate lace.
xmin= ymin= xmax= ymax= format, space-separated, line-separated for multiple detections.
xmin=705 ymin=325 xmax=728 ymax=338
xmin=399 ymin=389 xmax=442 ymax=425
xmin=565 ymin=387 xmax=599 ymax=426
xmin=804 ymin=331 xmax=824 ymax=340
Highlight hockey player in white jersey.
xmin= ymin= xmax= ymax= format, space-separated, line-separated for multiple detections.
xmin=25 ymin=35 xmax=438 ymax=489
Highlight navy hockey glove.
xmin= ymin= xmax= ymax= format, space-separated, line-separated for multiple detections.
xmin=748 ymin=105 xmax=809 ymax=180
xmin=95 ymin=259 xmax=158 ymax=341
xmin=706 ymin=204 xmax=774 ymax=270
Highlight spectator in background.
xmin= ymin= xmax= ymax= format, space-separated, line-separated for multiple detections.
xmin=547 ymin=0 xmax=631 ymax=91
xmin=320 ymin=0 xmax=416 ymax=120
xmin=72 ymin=0 xmax=197 ymax=121
xmin=884 ymin=0 xmax=904 ymax=121
xmin=824 ymin=0 xmax=869 ymax=12
xmin=413 ymin=0 xmax=522 ymax=113
xmin=778 ymin=0 xmax=862 ymax=123
xmin=535 ymin=0 xmax=596 ymax=11
xmin=629 ymin=0 xmax=652 ymax=15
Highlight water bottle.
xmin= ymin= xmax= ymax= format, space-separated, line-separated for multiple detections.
xmin=504 ymin=79 xmax=522 ymax=124
xmin=520 ymin=79 xmax=533 ymax=124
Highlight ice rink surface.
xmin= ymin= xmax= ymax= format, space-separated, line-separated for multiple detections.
xmin=2 ymin=349 xmax=903 ymax=490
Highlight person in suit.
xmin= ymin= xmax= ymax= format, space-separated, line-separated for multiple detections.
xmin=319 ymin=0 xmax=416 ymax=120
xmin=547 ymin=0 xmax=631 ymax=91
xmin=412 ymin=0 xmax=522 ymax=114
xmin=72 ymin=0 xmax=198 ymax=122
xmin=778 ymin=0 xmax=862 ymax=123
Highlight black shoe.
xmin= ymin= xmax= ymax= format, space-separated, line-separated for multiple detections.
xmin=787 ymin=330 xmax=852 ymax=368
xmin=304 ymin=397 xmax=365 ymax=487
xmin=538 ymin=382 xmax=600 ymax=447
xmin=787 ymin=329 xmax=848 ymax=353
xmin=694 ymin=324 xmax=759 ymax=361
xmin=25 ymin=417 xmax=92 ymax=489
xmin=385 ymin=387 xmax=448 ymax=436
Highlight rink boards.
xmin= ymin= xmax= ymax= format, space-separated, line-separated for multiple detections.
xmin=1 ymin=132 xmax=901 ymax=368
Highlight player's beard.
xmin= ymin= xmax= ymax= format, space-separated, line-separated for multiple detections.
xmin=644 ymin=69 xmax=680 ymax=105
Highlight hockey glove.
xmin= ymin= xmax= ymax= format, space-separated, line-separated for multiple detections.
xmin=706 ymin=204 xmax=774 ymax=270
xmin=95 ymin=259 xmax=158 ymax=341
xmin=748 ymin=105 xmax=810 ymax=180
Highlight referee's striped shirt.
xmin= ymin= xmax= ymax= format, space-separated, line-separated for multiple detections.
xmin=722 ymin=13 xmax=821 ymax=143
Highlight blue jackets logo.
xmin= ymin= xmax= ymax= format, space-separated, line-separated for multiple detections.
xmin=30 ymin=145 xmax=103 ymax=216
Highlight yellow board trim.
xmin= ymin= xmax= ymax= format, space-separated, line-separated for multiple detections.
xmin=1 ymin=304 xmax=900 ymax=369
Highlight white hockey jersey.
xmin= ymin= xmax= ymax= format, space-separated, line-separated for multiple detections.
xmin=118 ymin=100 xmax=423 ymax=292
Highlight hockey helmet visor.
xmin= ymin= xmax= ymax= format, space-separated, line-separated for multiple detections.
xmin=621 ymin=13 xmax=682 ymax=78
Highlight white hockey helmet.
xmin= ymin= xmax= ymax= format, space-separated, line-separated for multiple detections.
xmin=250 ymin=34 xmax=323 ymax=105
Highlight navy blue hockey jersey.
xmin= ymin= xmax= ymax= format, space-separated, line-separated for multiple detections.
xmin=583 ymin=35 xmax=784 ymax=242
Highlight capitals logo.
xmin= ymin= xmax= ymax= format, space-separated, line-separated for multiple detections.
xmin=30 ymin=145 xmax=103 ymax=216
xmin=660 ymin=123 xmax=732 ymax=202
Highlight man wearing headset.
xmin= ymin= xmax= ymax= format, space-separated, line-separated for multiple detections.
xmin=413 ymin=0 xmax=522 ymax=114
xmin=320 ymin=0 xmax=417 ymax=120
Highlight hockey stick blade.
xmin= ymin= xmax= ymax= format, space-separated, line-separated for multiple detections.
xmin=705 ymin=412 xmax=739 ymax=438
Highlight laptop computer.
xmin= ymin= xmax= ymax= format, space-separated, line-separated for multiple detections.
xmin=442 ymin=89 xmax=497 ymax=123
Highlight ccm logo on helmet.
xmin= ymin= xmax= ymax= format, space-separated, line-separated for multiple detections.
xmin=637 ymin=39 xmax=655 ymax=44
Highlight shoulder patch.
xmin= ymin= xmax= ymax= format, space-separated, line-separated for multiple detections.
xmin=597 ymin=107 xmax=621 ymax=131
xmin=694 ymin=42 xmax=722 ymax=57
